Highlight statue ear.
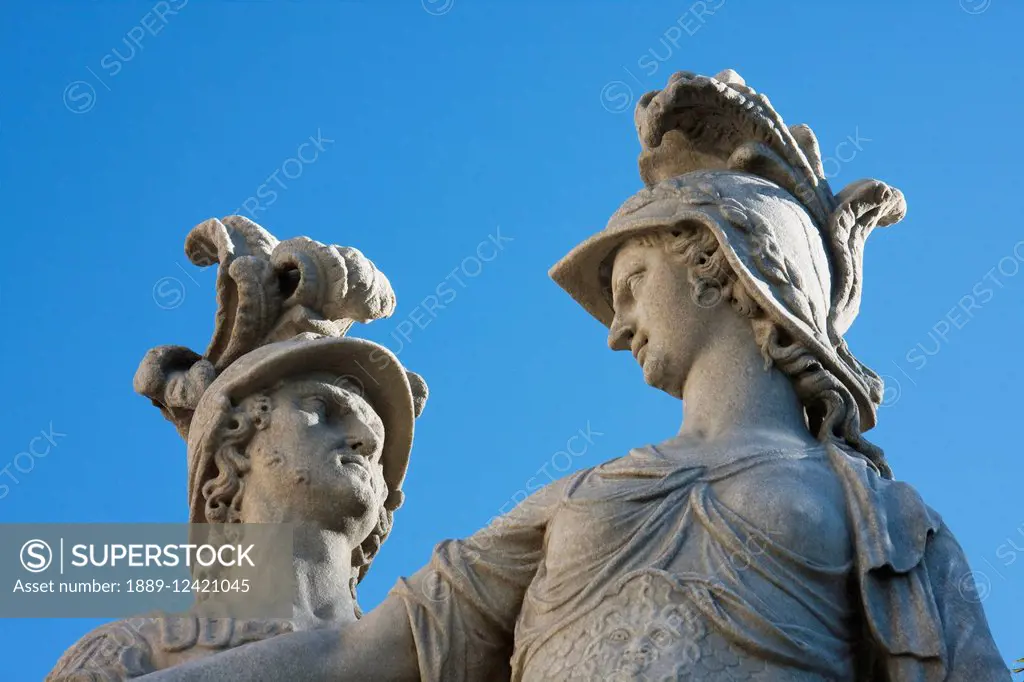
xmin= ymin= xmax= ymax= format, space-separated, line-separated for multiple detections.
xmin=826 ymin=179 xmax=907 ymax=338
xmin=406 ymin=370 xmax=428 ymax=418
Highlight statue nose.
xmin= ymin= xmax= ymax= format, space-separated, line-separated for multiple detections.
xmin=341 ymin=435 xmax=375 ymax=458
xmin=608 ymin=317 xmax=634 ymax=351
xmin=626 ymin=637 xmax=652 ymax=653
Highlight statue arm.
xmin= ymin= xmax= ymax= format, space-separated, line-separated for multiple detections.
xmin=131 ymin=478 xmax=564 ymax=681
xmin=47 ymin=618 xmax=159 ymax=681
xmin=867 ymin=523 xmax=1011 ymax=682
xmin=386 ymin=476 xmax=566 ymax=681
xmin=831 ymin=449 xmax=1009 ymax=680
xmin=914 ymin=525 xmax=1010 ymax=681
xmin=133 ymin=598 xmax=419 ymax=682
xmin=127 ymin=537 xmax=534 ymax=682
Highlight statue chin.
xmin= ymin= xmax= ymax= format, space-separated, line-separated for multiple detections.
xmin=303 ymin=492 xmax=379 ymax=534
xmin=642 ymin=354 xmax=684 ymax=400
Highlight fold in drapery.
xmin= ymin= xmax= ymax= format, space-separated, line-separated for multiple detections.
xmin=391 ymin=445 xmax=1008 ymax=681
xmin=828 ymin=445 xmax=1008 ymax=681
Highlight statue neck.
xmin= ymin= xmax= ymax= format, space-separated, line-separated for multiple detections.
xmin=672 ymin=320 xmax=817 ymax=455
xmin=195 ymin=520 xmax=360 ymax=626
xmin=233 ymin=498 xmax=362 ymax=628
xmin=286 ymin=526 xmax=359 ymax=630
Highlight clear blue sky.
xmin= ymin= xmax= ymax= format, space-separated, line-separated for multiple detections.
xmin=1 ymin=1 xmax=1021 ymax=678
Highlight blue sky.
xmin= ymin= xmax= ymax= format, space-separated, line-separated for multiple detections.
xmin=1 ymin=1 xmax=1021 ymax=678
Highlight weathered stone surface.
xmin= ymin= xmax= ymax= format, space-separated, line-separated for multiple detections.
xmin=52 ymin=69 xmax=1009 ymax=681
xmin=48 ymin=220 xmax=427 ymax=681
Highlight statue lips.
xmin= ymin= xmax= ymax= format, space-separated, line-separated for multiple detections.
xmin=631 ymin=334 xmax=649 ymax=367
xmin=334 ymin=452 xmax=371 ymax=482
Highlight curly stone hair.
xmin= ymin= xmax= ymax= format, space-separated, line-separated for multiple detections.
xmin=603 ymin=225 xmax=890 ymax=478
xmin=200 ymin=381 xmax=392 ymax=615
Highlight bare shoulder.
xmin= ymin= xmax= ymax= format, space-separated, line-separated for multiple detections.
xmin=46 ymin=617 xmax=159 ymax=681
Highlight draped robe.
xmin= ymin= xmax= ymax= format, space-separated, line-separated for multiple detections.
xmin=392 ymin=443 xmax=1008 ymax=681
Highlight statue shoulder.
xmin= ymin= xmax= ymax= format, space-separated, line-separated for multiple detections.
xmin=46 ymin=617 xmax=159 ymax=681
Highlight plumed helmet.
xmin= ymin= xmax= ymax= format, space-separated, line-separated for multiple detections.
xmin=550 ymin=69 xmax=906 ymax=432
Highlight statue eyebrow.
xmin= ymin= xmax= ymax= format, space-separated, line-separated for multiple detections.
xmin=289 ymin=381 xmax=357 ymax=409
xmin=611 ymin=262 xmax=646 ymax=302
xmin=290 ymin=381 xmax=384 ymax=433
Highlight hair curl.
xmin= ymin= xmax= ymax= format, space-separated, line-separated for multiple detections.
xmin=200 ymin=385 xmax=392 ymax=615
xmin=606 ymin=225 xmax=890 ymax=478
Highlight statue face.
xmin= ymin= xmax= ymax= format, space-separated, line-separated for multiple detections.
xmin=241 ymin=372 xmax=386 ymax=540
xmin=607 ymin=237 xmax=723 ymax=399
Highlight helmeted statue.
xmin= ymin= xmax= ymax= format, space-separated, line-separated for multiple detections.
xmin=47 ymin=217 xmax=428 ymax=680
xmin=55 ymin=70 xmax=1010 ymax=681
xmin=376 ymin=68 xmax=1008 ymax=681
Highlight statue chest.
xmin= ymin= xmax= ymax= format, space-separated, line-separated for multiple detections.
xmin=544 ymin=453 xmax=854 ymax=573
xmin=705 ymin=455 xmax=854 ymax=566
xmin=518 ymin=455 xmax=858 ymax=680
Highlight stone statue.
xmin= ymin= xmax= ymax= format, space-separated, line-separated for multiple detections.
xmin=47 ymin=218 xmax=428 ymax=680
xmin=62 ymin=69 xmax=1011 ymax=681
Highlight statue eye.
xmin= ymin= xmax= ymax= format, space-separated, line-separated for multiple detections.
xmin=609 ymin=628 xmax=631 ymax=643
xmin=301 ymin=396 xmax=329 ymax=419
xmin=627 ymin=272 xmax=645 ymax=295
xmin=649 ymin=628 xmax=672 ymax=646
